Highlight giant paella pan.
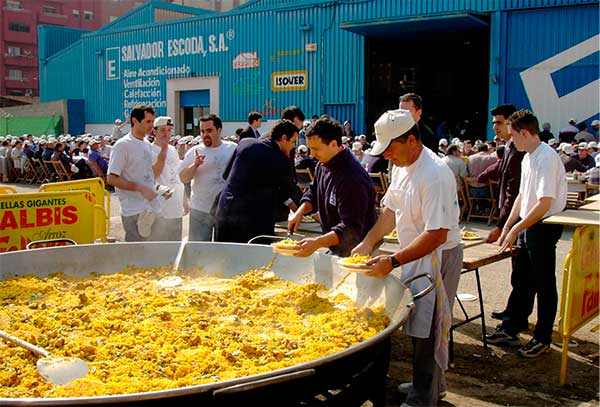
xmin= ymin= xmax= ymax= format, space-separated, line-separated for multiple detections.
xmin=0 ymin=242 xmax=431 ymax=406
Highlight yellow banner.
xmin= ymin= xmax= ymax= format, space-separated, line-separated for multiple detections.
xmin=0 ymin=191 xmax=96 ymax=253
xmin=560 ymin=225 xmax=600 ymax=336
xmin=39 ymin=178 xmax=110 ymax=241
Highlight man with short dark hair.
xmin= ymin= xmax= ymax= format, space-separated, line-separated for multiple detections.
xmin=493 ymin=109 xmax=566 ymax=358
xmin=485 ymin=104 xmax=527 ymax=326
xmin=441 ymin=144 xmax=467 ymax=178
xmin=180 ymin=114 xmax=236 ymax=241
xmin=574 ymin=123 xmax=596 ymax=143
xmin=215 ymin=120 xmax=299 ymax=243
xmin=288 ymin=116 xmax=377 ymax=257
xmin=399 ymin=93 xmax=437 ymax=153
xmin=107 ymin=104 xmax=160 ymax=241
xmin=281 ymin=105 xmax=306 ymax=129
xmin=238 ymin=111 xmax=263 ymax=140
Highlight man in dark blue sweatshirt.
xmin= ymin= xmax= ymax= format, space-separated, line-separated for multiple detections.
xmin=288 ymin=116 xmax=377 ymax=257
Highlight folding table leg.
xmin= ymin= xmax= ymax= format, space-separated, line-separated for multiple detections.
xmin=474 ymin=268 xmax=487 ymax=348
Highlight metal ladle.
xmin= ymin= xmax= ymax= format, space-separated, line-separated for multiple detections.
xmin=0 ymin=329 xmax=88 ymax=385
xmin=157 ymin=235 xmax=189 ymax=288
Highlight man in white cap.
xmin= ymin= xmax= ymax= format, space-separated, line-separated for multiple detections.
xmin=574 ymin=141 xmax=595 ymax=170
xmin=149 ymin=116 xmax=187 ymax=241
xmin=588 ymin=141 xmax=598 ymax=158
xmin=351 ymin=141 xmax=365 ymax=163
xmin=592 ymin=119 xmax=600 ymax=137
xmin=112 ymin=118 xmax=127 ymax=140
xmin=351 ymin=109 xmax=462 ymax=407
xmin=438 ymin=138 xmax=448 ymax=157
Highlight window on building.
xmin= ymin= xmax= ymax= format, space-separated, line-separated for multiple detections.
xmin=43 ymin=5 xmax=59 ymax=15
xmin=8 ymin=89 xmax=26 ymax=96
xmin=8 ymin=69 xmax=23 ymax=80
xmin=72 ymin=9 xmax=80 ymax=17
xmin=83 ymin=10 xmax=93 ymax=20
xmin=8 ymin=22 xmax=29 ymax=32
xmin=7 ymin=46 xmax=21 ymax=56
xmin=6 ymin=0 xmax=22 ymax=11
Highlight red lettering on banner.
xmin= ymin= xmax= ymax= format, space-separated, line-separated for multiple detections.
xmin=55 ymin=207 xmax=61 ymax=225
xmin=0 ymin=211 xmax=18 ymax=230
xmin=20 ymin=210 xmax=35 ymax=228
xmin=62 ymin=206 xmax=77 ymax=224
xmin=36 ymin=208 xmax=53 ymax=227
xmin=581 ymin=273 xmax=599 ymax=317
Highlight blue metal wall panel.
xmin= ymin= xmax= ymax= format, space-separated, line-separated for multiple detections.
xmin=38 ymin=26 xmax=90 ymax=61
xmin=180 ymin=90 xmax=210 ymax=106
xmin=324 ymin=104 xmax=357 ymax=131
xmin=66 ymin=99 xmax=85 ymax=135
xmin=40 ymin=42 xmax=84 ymax=102
xmin=504 ymin=5 xmax=599 ymax=133
xmin=41 ymin=0 xmax=599 ymax=138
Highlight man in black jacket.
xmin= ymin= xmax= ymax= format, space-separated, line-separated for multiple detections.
xmin=288 ymin=116 xmax=377 ymax=257
xmin=238 ymin=111 xmax=262 ymax=140
xmin=215 ymin=120 xmax=299 ymax=244
xmin=485 ymin=104 xmax=533 ymax=346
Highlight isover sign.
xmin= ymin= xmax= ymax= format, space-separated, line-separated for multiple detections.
xmin=271 ymin=70 xmax=308 ymax=92
xmin=0 ymin=191 xmax=97 ymax=252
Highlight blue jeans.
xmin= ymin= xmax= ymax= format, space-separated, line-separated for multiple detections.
xmin=189 ymin=209 xmax=214 ymax=241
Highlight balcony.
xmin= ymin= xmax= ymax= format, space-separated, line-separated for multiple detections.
xmin=3 ymin=29 xmax=35 ymax=44
xmin=2 ymin=6 xmax=32 ymax=14
xmin=3 ymin=54 xmax=37 ymax=68
xmin=38 ymin=10 xmax=69 ymax=25
xmin=3 ymin=77 xmax=38 ymax=89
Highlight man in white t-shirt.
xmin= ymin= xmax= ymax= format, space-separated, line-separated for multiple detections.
xmin=352 ymin=109 xmax=462 ymax=407
xmin=179 ymin=114 xmax=236 ymax=241
xmin=494 ymin=109 xmax=567 ymax=358
xmin=107 ymin=104 xmax=159 ymax=242
xmin=150 ymin=116 xmax=187 ymax=241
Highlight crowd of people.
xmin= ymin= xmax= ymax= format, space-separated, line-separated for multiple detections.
xmin=0 ymin=96 xmax=596 ymax=407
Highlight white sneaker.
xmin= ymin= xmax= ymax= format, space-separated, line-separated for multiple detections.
xmin=137 ymin=210 xmax=156 ymax=238
xmin=397 ymin=382 xmax=447 ymax=400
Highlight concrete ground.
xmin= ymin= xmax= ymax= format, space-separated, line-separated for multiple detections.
xmin=2 ymin=182 xmax=599 ymax=406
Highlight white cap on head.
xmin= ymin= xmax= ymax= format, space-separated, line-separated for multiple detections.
xmin=341 ymin=136 xmax=349 ymax=144
xmin=579 ymin=142 xmax=588 ymax=149
xmin=451 ymin=137 xmax=461 ymax=145
xmin=562 ymin=144 xmax=574 ymax=155
xmin=115 ymin=119 xmax=122 ymax=125
xmin=569 ymin=118 xmax=577 ymax=124
xmin=592 ymin=119 xmax=600 ymax=127
xmin=153 ymin=116 xmax=173 ymax=127
xmin=588 ymin=141 xmax=597 ymax=149
xmin=439 ymin=138 xmax=448 ymax=146
xmin=370 ymin=109 xmax=415 ymax=156
xmin=352 ymin=142 xmax=362 ymax=151
xmin=548 ymin=138 xmax=557 ymax=145
xmin=298 ymin=145 xmax=308 ymax=153
xmin=358 ymin=134 xmax=366 ymax=140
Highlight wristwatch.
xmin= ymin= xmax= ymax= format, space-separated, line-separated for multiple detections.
xmin=389 ymin=255 xmax=401 ymax=269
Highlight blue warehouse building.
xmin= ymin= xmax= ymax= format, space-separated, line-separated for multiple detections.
xmin=39 ymin=0 xmax=599 ymax=139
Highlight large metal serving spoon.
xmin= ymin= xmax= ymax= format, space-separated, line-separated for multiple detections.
xmin=0 ymin=329 xmax=88 ymax=385
xmin=157 ymin=236 xmax=189 ymax=288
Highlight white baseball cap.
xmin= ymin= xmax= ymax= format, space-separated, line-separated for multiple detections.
xmin=548 ymin=138 xmax=557 ymax=145
xmin=578 ymin=142 xmax=588 ymax=149
xmin=153 ymin=116 xmax=173 ymax=127
xmin=370 ymin=109 xmax=415 ymax=156
xmin=588 ymin=141 xmax=597 ymax=149
xmin=439 ymin=138 xmax=448 ymax=146
xmin=592 ymin=119 xmax=600 ymax=127
xmin=562 ymin=144 xmax=574 ymax=155
xmin=352 ymin=142 xmax=362 ymax=151
xmin=297 ymin=145 xmax=308 ymax=153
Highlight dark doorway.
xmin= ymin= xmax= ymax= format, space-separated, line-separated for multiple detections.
xmin=365 ymin=17 xmax=490 ymax=142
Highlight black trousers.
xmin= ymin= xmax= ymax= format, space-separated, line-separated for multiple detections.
xmin=501 ymin=222 xmax=563 ymax=344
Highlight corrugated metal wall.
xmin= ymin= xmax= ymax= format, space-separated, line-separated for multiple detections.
xmin=38 ymin=26 xmax=90 ymax=61
xmin=504 ymin=4 xmax=599 ymax=132
xmin=40 ymin=0 xmax=599 ymax=135
xmin=40 ymin=43 xmax=85 ymax=101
